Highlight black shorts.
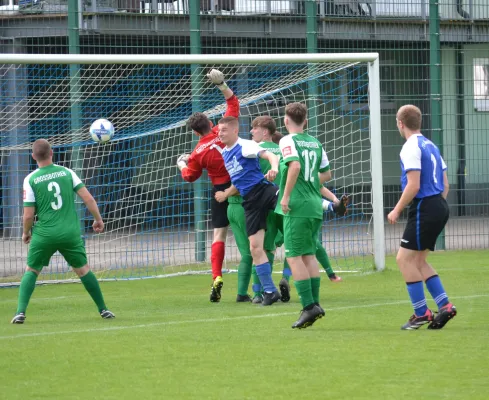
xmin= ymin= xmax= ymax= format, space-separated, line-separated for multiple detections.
xmin=211 ymin=182 xmax=231 ymax=228
xmin=242 ymin=181 xmax=279 ymax=237
xmin=401 ymin=194 xmax=449 ymax=251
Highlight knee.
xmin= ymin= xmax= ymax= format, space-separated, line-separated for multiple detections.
xmin=25 ymin=267 xmax=40 ymax=276
xmin=213 ymin=227 xmax=228 ymax=243
xmin=73 ymin=264 xmax=90 ymax=277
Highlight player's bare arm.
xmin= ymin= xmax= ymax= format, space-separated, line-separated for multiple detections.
xmin=442 ymin=171 xmax=449 ymax=199
xmin=77 ymin=186 xmax=105 ymax=233
xmin=319 ymin=170 xmax=332 ymax=185
xmin=22 ymin=206 xmax=35 ymax=244
xmin=215 ymin=184 xmax=239 ymax=203
xmin=259 ymin=151 xmax=279 ymax=181
xmin=320 ymin=186 xmax=339 ymax=203
xmin=388 ymin=170 xmax=421 ymax=224
xmin=281 ymin=160 xmax=300 ymax=214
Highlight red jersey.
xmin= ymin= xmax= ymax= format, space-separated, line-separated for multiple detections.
xmin=181 ymin=95 xmax=239 ymax=186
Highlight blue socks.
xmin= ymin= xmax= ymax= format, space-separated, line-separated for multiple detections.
xmin=406 ymin=281 xmax=428 ymax=316
xmin=425 ymin=275 xmax=449 ymax=308
xmin=255 ymin=262 xmax=276 ymax=293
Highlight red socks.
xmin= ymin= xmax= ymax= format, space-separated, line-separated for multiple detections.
xmin=211 ymin=241 xmax=225 ymax=280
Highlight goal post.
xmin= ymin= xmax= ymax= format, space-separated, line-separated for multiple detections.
xmin=0 ymin=52 xmax=385 ymax=284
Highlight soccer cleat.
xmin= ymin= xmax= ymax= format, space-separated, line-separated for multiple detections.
xmin=279 ymin=278 xmax=291 ymax=303
xmin=332 ymin=194 xmax=349 ymax=217
xmin=401 ymin=309 xmax=433 ymax=330
xmin=100 ymin=310 xmax=115 ymax=319
xmin=262 ymin=291 xmax=281 ymax=306
xmin=236 ymin=294 xmax=252 ymax=303
xmin=292 ymin=305 xmax=324 ymax=329
xmin=252 ymin=294 xmax=263 ymax=304
xmin=210 ymin=276 xmax=224 ymax=303
xmin=329 ymin=274 xmax=343 ymax=282
xmin=428 ymin=303 xmax=457 ymax=330
xmin=11 ymin=313 xmax=26 ymax=324
xmin=315 ymin=303 xmax=326 ymax=317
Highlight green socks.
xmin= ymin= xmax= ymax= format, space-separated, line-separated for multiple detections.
xmin=237 ymin=255 xmax=252 ymax=296
xmin=16 ymin=270 xmax=38 ymax=314
xmin=310 ymin=277 xmax=321 ymax=304
xmin=80 ymin=271 xmax=107 ymax=312
xmin=316 ymin=245 xmax=335 ymax=277
xmin=294 ymin=279 xmax=314 ymax=309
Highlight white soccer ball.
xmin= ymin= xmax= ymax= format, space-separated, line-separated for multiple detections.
xmin=90 ymin=119 xmax=114 ymax=143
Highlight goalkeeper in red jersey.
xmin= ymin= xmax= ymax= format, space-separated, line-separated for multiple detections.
xmin=177 ymin=69 xmax=239 ymax=303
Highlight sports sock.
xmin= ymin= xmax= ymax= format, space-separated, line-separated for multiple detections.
xmin=425 ymin=275 xmax=449 ymax=308
xmin=210 ymin=241 xmax=225 ymax=280
xmin=237 ymin=255 xmax=252 ymax=296
xmin=294 ymin=279 xmax=314 ymax=309
xmin=16 ymin=270 xmax=38 ymax=314
xmin=282 ymin=259 xmax=291 ymax=282
xmin=406 ymin=281 xmax=428 ymax=317
xmin=316 ymin=245 xmax=335 ymax=277
xmin=310 ymin=277 xmax=321 ymax=304
xmin=255 ymin=262 xmax=276 ymax=293
xmin=80 ymin=271 xmax=107 ymax=312
xmin=251 ymin=266 xmax=262 ymax=296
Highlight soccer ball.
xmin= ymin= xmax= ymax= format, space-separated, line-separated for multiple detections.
xmin=90 ymin=119 xmax=114 ymax=143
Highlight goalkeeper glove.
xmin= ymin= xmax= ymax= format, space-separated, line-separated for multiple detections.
xmin=207 ymin=69 xmax=228 ymax=91
xmin=332 ymin=195 xmax=350 ymax=217
xmin=177 ymin=154 xmax=190 ymax=170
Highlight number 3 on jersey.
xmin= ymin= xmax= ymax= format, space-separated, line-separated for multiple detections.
xmin=301 ymin=150 xmax=317 ymax=183
xmin=48 ymin=181 xmax=63 ymax=210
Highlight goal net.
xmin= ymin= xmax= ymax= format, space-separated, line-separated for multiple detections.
xmin=0 ymin=53 xmax=384 ymax=285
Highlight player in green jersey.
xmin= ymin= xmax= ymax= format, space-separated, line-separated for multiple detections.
xmin=276 ymin=103 xmax=331 ymax=329
xmin=11 ymin=139 xmax=114 ymax=324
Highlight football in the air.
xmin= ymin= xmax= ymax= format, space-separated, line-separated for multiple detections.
xmin=90 ymin=119 xmax=115 ymax=143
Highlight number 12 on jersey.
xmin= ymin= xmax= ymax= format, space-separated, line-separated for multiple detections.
xmin=301 ymin=150 xmax=317 ymax=183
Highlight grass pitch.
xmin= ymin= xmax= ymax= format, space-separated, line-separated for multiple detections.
xmin=1 ymin=250 xmax=488 ymax=400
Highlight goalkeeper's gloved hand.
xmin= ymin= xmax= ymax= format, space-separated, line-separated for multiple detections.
xmin=332 ymin=194 xmax=350 ymax=217
xmin=207 ymin=69 xmax=228 ymax=91
xmin=177 ymin=154 xmax=190 ymax=170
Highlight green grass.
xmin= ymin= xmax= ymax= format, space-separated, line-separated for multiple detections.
xmin=1 ymin=250 xmax=488 ymax=399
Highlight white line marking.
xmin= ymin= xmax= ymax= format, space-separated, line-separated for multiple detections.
xmin=1 ymin=293 xmax=487 ymax=340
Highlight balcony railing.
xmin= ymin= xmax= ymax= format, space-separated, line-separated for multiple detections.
xmin=0 ymin=0 xmax=487 ymax=20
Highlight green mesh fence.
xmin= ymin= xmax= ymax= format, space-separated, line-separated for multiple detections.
xmin=0 ymin=0 xmax=488 ymax=282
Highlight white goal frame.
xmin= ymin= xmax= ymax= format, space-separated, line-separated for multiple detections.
xmin=0 ymin=52 xmax=386 ymax=271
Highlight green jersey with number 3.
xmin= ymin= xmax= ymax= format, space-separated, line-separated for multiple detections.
xmin=23 ymin=164 xmax=85 ymax=240
xmin=275 ymin=132 xmax=330 ymax=219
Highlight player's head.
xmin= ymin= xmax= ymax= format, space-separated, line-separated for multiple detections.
xmin=218 ymin=116 xmax=240 ymax=146
xmin=271 ymin=131 xmax=283 ymax=145
xmin=284 ymin=102 xmax=307 ymax=132
xmin=250 ymin=116 xmax=277 ymax=143
xmin=396 ymin=105 xmax=422 ymax=139
xmin=187 ymin=112 xmax=212 ymax=136
xmin=32 ymin=139 xmax=53 ymax=163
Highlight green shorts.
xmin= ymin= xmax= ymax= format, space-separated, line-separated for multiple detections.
xmin=283 ymin=216 xmax=322 ymax=258
xmin=27 ymin=235 xmax=88 ymax=271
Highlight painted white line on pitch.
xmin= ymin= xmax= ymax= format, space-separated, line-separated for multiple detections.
xmin=1 ymin=295 xmax=82 ymax=304
xmin=1 ymin=293 xmax=487 ymax=340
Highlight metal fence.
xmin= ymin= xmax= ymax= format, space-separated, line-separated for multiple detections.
xmin=1 ymin=0 xmax=488 ymax=256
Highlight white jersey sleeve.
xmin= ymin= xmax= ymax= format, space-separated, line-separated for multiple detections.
xmin=240 ymin=138 xmax=265 ymax=158
xmin=400 ymin=138 xmax=421 ymax=171
xmin=23 ymin=176 xmax=36 ymax=204
xmin=66 ymin=168 xmax=83 ymax=188
xmin=279 ymin=135 xmax=299 ymax=162
xmin=320 ymin=148 xmax=330 ymax=170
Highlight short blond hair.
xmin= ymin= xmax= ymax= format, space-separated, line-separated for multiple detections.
xmin=32 ymin=139 xmax=51 ymax=161
xmin=397 ymin=105 xmax=422 ymax=131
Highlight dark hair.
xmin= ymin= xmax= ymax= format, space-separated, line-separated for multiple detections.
xmin=187 ymin=112 xmax=212 ymax=135
xmin=285 ymin=102 xmax=307 ymax=125
xmin=271 ymin=132 xmax=284 ymax=145
xmin=32 ymin=139 xmax=51 ymax=161
xmin=251 ymin=116 xmax=276 ymax=135
xmin=397 ymin=105 xmax=422 ymax=131
xmin=218 ymin=116 xmax=239 ymax=127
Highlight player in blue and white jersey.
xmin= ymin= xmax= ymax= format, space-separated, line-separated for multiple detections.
xmin=217 ymin=116 xmax=282 ymax=306
xmin=388 ymin=105 xmax=457 ymax=330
